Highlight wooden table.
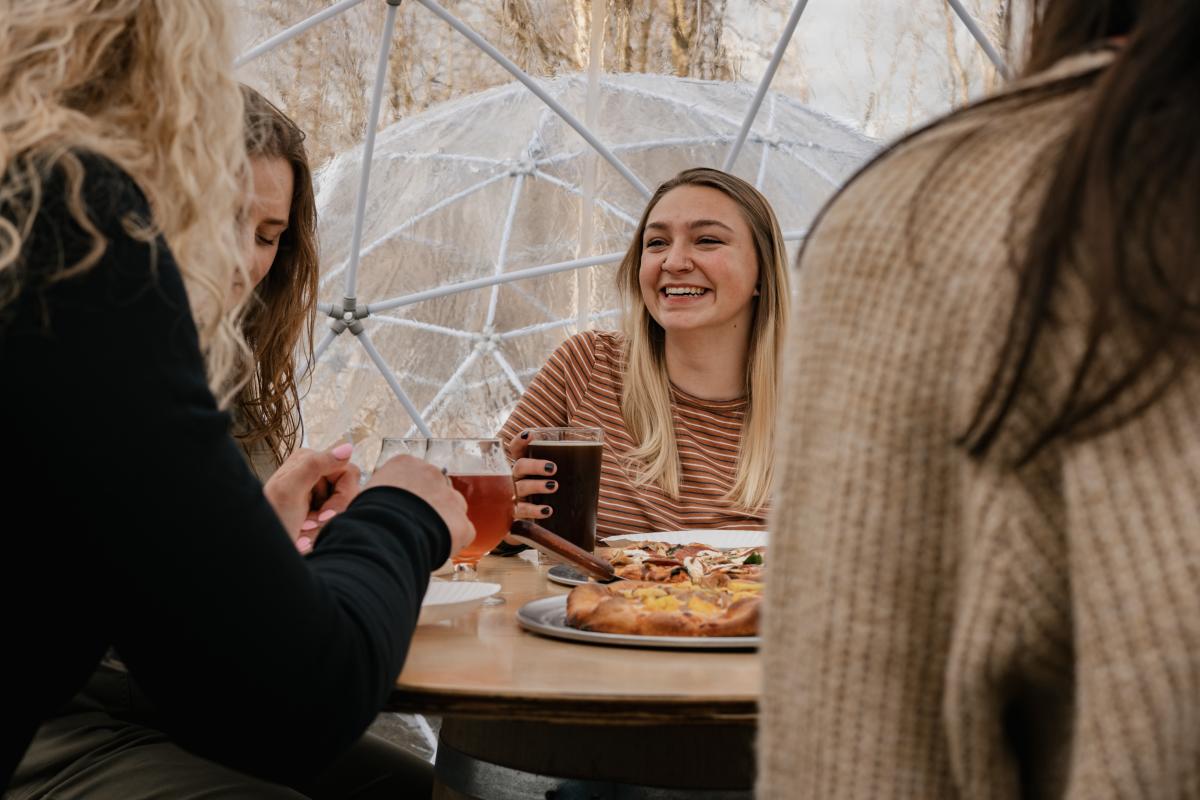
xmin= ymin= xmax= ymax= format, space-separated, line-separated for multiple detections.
xmin=388 ymin=555 xmax=761 ymax=799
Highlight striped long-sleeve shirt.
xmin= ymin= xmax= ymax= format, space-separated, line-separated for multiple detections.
xmin=500 ymin=330 xmax=766 ymax=538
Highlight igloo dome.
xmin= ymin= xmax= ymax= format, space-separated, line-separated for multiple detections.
xmin=303 ymin=72 xmax=878 ymax=455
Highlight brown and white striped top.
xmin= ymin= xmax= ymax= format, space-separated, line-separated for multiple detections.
xmin=500 ymin=330 xmax=766 ymax=538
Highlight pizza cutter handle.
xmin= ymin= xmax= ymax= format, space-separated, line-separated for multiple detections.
xmin=509 ymin=520 xmax=616 ymax=582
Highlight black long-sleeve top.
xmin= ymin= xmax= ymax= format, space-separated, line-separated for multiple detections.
xmin=0 ymin=155 xmax=449 ymax=788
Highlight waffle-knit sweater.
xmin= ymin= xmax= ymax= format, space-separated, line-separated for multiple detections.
xmin=759 ymin=51 xmax=1200 ymax=798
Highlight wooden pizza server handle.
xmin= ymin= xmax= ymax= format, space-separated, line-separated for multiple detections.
xmin=509 ymin=520 xmax=616 ymax=582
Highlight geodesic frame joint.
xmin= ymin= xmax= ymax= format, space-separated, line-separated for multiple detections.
xmin=326 ymin=297 xmax=370 ymax=336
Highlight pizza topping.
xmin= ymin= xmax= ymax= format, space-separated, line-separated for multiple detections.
xmin=598 ymin=539 xmax=765 ymax=587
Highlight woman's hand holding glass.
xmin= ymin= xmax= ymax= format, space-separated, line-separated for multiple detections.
xmin=506 ymin=431 xmax=558 ymax=522
xmin=365 ymin=453 xmax=475 ymax=560
xmin=379 ymin=438 xmax=509 ymax=592
xmin=264 ymin=442 xmax=474 ymax=558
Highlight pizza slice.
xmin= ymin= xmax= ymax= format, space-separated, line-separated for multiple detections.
xmin=565 ymin=580 xmax=762 ymax=637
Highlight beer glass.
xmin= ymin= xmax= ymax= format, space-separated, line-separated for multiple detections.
xmin=378 ymin=437 xmax=512 ymax=594
xmin=526 ymin=427 xmax=604 ymax=553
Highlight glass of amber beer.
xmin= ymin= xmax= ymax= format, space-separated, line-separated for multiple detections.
xmin=378 ymin=437 xmax=512 ymax=594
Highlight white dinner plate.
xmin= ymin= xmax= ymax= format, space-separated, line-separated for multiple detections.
xmin=600 ymin=529 xmax=767 ymax=549
xmin=517 ymin=595 xmax=759 ymax=650
xmin=418 ymin=580 xmax=501 ymax=625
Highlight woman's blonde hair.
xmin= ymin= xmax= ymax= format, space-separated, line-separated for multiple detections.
xmin=0 ymin=0 xmax=250 ymax=405
xmin=617 ymin=167 xmax=790 ymax=510
xmin=237 ymin=86 xmax=319 ymax=466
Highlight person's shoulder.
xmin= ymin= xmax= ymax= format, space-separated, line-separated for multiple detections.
xmin=20 ymin=150 xmax=151 ymax=245
xmin=837 ymin=57 xmax=1102 ymax=212
xmin=559 ymin=329 xmax=624 ymax=368
xmin=803 ymin=68 xmax=1095 ymax=279
xmin=60 ymin=151 xmax=150 ymax=227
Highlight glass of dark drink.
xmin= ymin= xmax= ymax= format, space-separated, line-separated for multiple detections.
xmin=378 ymin=437 xmax=512 ymax=598
xmin=526 ymin=427 xmax=604 ymax=554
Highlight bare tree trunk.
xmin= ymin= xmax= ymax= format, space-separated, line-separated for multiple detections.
xmin=669 ymin=0 xmax=696 ymax=77
xmin=941 ymin=0 xmax=973 ymax=106
xmin=610 ymin=0 xmax=634 ymax=72
xmin=635 ymin=4 xmax=653 ymax=73
xmin=570 ymin=0 xmax=591 ymax=71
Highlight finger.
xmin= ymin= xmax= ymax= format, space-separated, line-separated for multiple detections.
xmin=514 ymin=477 xmax=557 ymax=499
xmin=312 ymin=463 xmax=361 ymax=519
xmin=513 ymin=457 xmax=555 ymax=479
xmin=285 ymin=449 xmax=348 ymax=488
xmin=514 ymin=501 xmax=552 ymax=520
xmin=506 ymin=430 xmax=532 ymax=460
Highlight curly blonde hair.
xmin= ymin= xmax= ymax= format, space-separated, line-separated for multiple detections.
xmin=0 ymin=0 xmax=250 ymax=405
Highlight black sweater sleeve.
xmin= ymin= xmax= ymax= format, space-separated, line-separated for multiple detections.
xmin=5 ymin=157 xmax=449 ymax=780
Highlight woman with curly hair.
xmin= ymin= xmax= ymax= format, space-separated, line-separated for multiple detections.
xmin=1 ymin=1 xmax=472 ymax=794
xmin=9 ymin=86 xmax=439 ymax=800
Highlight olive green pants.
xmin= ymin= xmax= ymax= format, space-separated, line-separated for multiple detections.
xmin=6 ymin=664 xmax=432 ymax=800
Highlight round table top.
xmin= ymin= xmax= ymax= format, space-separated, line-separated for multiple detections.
xmin=388 ymin=554 xmax=761 ymax=723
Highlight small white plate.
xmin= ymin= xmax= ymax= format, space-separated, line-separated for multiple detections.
xmin=600 ymin=529 xmax=767 ymax=549
xmin=419 ymin=580 xmax=501 ymax=625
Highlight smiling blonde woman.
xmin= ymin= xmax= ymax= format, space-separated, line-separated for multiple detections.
xmin=502 ymin=167 xmax=790 ymax=537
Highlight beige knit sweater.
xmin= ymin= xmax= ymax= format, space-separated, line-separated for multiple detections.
xmin=759 ymin=51 xmax=1200 ymax=798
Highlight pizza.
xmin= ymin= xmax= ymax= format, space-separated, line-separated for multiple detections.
xmin=565 ymin=580 xmax=762 ymax=637
xmin=595 ymin=540 xmax=764 ymax=587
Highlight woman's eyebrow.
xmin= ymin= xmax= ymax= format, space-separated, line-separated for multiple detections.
xmin=644 ymin=219 xmax=734 ymax=232
xmin=690 ymin=219 xmax=733 ymax=232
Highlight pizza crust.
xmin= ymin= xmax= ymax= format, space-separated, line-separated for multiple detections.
xmin=565 ymin=581 xmax=760 ymax=637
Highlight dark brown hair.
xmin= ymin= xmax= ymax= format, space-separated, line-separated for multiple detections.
xmin=960 ymin=0 xmax=1200 ymax=463
xmin=235 ymin=86 xmax=318 ymax=466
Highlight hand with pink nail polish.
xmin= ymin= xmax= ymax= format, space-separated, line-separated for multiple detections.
xmin=263 ymin=443 xmax=362 ymax=549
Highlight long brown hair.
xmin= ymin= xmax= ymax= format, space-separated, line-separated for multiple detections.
xmin=617 ymin=167 xmax=790 ymax=509
xmin=959 ymin=0 xmax=1199 ymax=463
xmin=235 ymin=87 xmax=319 ymax=466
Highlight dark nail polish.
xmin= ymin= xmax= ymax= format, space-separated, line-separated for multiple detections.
xmin=545 ymin=480 xmax=557 ymax=490
xmin=544 ymin=463 xmax=555 ymax=473
xmin=541 ymin=506 xmax=552 ymax=516
xmin=520 ymin=431 xmax=529 ymax=439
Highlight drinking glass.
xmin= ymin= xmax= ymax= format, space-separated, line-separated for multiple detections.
xmin=526 ymin=427 xmax=604 ymax=555
xmin=377 ymin=437 xmax=512 ymax=599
